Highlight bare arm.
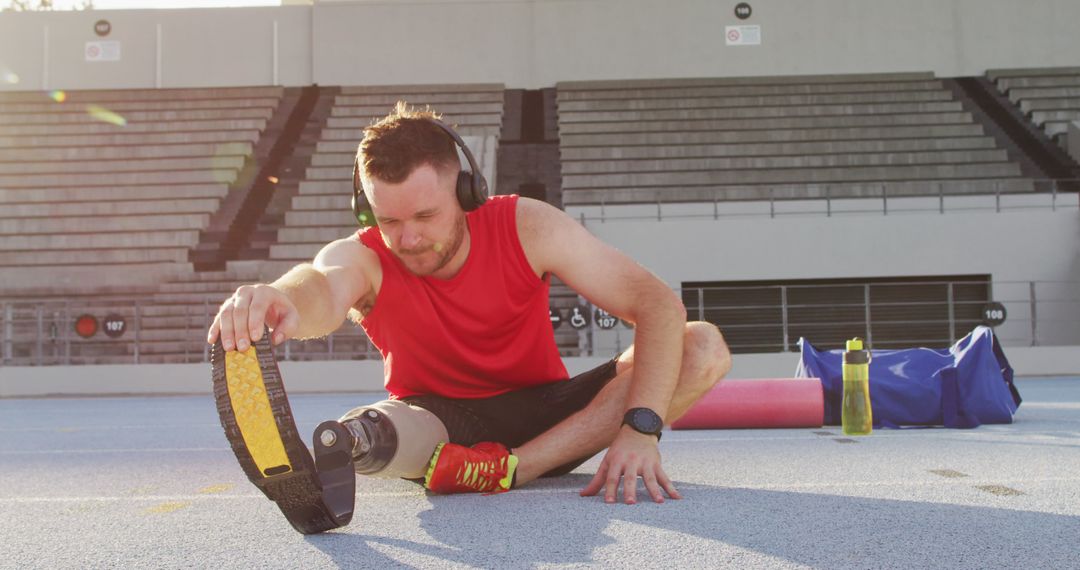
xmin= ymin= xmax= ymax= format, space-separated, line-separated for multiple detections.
xmin=207 ymin=236 xmax=377 ymax=352
xmin=517 ymin=197 xmax=687 ymax=418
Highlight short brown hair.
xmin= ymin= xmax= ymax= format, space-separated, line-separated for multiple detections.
xmin=356 ymin=101 xmax=458 ymax=185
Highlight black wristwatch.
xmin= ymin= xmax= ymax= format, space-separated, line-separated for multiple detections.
xmin=622 ymin=407 xmax=663 ymax=440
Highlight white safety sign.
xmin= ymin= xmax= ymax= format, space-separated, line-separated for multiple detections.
xmin=725 ymin=25 xmax=761 ymax=46
xmin=85 ymin=41 xmax=121 ymax=62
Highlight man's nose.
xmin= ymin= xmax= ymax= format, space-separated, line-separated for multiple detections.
xmin=400 ymin=225 xmax=422 ymax=250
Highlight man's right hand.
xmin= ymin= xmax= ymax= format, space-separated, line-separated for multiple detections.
xmin=207 ymin=284 xmax=300 ymax=352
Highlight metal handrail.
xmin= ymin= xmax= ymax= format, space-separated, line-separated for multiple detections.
xmin=573 ymin=180 xmax=1080 ymax=224
xmin=2 ymin=278 xmax=1077 ymax=366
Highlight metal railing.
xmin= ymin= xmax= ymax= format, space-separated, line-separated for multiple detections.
xmin=570 ymin=180 xmax=1080 ymax=225
xmin=1 ymin=279 xmax=1076 ymax=366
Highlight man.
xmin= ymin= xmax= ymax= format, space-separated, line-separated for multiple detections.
xmin=207 ymin=103 xmax=731 ymax=504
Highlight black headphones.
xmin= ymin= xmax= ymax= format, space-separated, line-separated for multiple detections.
xmin=351 ymin=118 xmax=489 ymax=227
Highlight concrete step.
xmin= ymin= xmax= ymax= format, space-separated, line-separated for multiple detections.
xmin=987 ymin=66 xmax=1080 ymax=80
xmin=0 ymin=108 xmax=274 ymax=126
xmin=276 ymin=227 xmax=356 ymax=244
xmin=1020 ymin=97 xmax=1080 ymax=112
xmin=556 ymin=80 xmax=945 ymax=101
xmin=0 ymin=155 xmax=245 ymax=176
xmin=1 ymin=198 xmax=221 ymax=218
xmin=338 ymin=83 xmax=504 ymax=95
xmin=326 ymin=113 xmax=501 ymax=129
xmin=560 ymin=177 xmax=1036 ymax=205
xmin=0 ymin=183 xmax=228 ymax=204
xmin=1030 ymin=109 xmax=1080 ymax=125
xmin=997 ymin=75 xmax=1080 ymax=91
xmin=157 ymin=280 xmax=244 ymax=294
xmin=285 ymin=211 xmax=358 ymax=227
xmin=1007 ymin=86 xmax=1080 ymax=103
xmin=269 ymin=243 xmax=323 ymax=261
xmin=0 ymin=247 xmax=189 ymax=267
xmin=0 ymin=86 xmax=284 ymax=103
xmin=558 ymin=102 xmax=964 ymax=123
xmin=319 ymin=125 xmax=501 ymax=140
xmin=559 ymin=124 xmax=986 ymax=147
xmin=561 ymin=150 xmax=1010 ymax=174
xmin=0 ymin=261 xmax=192 ymax=293
xmin=0 ymin=142 xmax=253 ymax=162
xmin=0 ymin=213 xmax=210 ymax=235
xmin=1042 ymin=121 xmax=1073 ymax=137
xmin=0 ymin=231 xmax=201 ymax=251
xmin=149 ymin=291 xmax=235 ymax=304
xmin=557 ymin=112 xmax=976 ymax=135
xmin=298 ymin=179 xmax=353 ymax=195
xmin=0 ymin=98 xmax=281 ymax=116
xmin=557 ymin=73 xmax=935 ymax=89
xmin=0 ymin=118 xmax=267 ymax=137
xmin=335 ymin=93 xmax=504 ymax=106
xmin=166 ymin=269 xmax=263 ymax=286
xmin=555 ymin=91 xmax=955 ymax=112
xmin=0 ymin=169 xmax=238 ymax=188
xmin=0 ymin=129 xmax=261 ymax=148
xmin=290 ymin=194 xmax=352 ymax=210
xmin=559 ymin=137 xmax=998 ymax=160
xmin=332 ymin=102 xmax=503 ymax=117
xmin=561 ymin=163 xmax=1023 ymax=189
xmin=309 ymin=152 xmax=358 ymax=167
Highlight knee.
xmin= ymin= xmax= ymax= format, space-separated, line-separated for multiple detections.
xmin=683 ymin=321 xmax=732 ymax=389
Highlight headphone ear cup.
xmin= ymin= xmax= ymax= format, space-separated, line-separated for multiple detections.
xmin=456 ymin=170 xmax=478 ymax=211
xmin=353 ymin=185 xmax=375 ymax=227
xmin=472 ymin=172 xmax=488 ymax=209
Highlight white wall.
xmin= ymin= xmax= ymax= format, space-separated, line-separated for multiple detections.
xmin=3 ymin=0 xmax=1080 ymax=91
xmin=569 ymin=198 xmax=1080 ymax=347
xmin=0 ymin=6 xmax=311 ymax=90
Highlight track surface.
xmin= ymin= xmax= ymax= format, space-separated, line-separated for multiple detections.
xmin=1 ymin=378 xmax=1078 ymax=569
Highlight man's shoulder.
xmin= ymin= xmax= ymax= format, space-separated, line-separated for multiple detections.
xmin=513 ymin=196 xmax=566 ymax=238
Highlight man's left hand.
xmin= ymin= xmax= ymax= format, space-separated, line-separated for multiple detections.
xmin=580 ymin=426 xmax=681 ymax=504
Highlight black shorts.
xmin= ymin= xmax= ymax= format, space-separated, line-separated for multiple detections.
xmin=402 ymin=358 xmax=619 ymax=477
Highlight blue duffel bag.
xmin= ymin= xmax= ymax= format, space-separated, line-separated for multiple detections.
xmin=795 ymin=326 xmax=1022 ymax=428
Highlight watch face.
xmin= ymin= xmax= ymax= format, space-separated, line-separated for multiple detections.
xmin=632 ymin=408 xmax=662 ymax=434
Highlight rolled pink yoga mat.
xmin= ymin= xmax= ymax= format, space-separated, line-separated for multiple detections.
xmin=671 ymin=378 xmax=824 ymax=430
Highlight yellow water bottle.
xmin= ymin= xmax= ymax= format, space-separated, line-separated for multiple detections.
xmin=842 ymin=338 xmax=873 ymax=436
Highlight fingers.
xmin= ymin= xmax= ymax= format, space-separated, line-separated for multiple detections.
xmin=657 ymin=467 xmax=682 ymax=500
xmin=604 ymin=464 xmax=622 ymax=504
xmin=580 ymin=455 xmax=680 ymax=504
xmin=207 ymin=313 xmax=221 ymax=345
xmin=230 ymin=287 xmax=254 ymax=352
xmin=622 ymin=462 xmax=639 ymax=505
xmin=208 ymin=284 xmax=294 ymax=352
xmin=271 ymin=306 xmax=300 ymax=346
xmin=580 ymin=458 xmax=608 ymax=497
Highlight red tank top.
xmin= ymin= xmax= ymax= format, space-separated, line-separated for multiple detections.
xmin=356 ymin=194 xmax=569 ymax=399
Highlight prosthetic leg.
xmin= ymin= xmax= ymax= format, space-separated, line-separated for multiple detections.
xmin=211 ymin=328 xmax=448 ymax=534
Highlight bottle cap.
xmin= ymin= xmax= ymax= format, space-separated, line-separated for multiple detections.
xmin=846 ymin=338 xmax=864 ymax=351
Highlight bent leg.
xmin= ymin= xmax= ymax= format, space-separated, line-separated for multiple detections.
xmin=513 ymin=321 xmax=732 ymax=485
xmin=338 ymin=400 xmax=448 ymax=479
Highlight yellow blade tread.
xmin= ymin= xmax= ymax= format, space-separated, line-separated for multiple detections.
xmin=224 ymin=346 xmax=292 ymax=477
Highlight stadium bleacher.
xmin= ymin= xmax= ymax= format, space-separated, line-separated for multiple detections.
xmin=987 ymin=66 xmax=1080 ymax=150
xmin=556 ymin=73 xmax=1035 ymax=205
xmin=1 ymin=74 xmax=1073 ymax=365
xmin=0 ymin=86 xmax=283 ymax=293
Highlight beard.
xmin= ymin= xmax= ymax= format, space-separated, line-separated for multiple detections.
xmin=396 ymin=212 xmax=467 ymax=277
